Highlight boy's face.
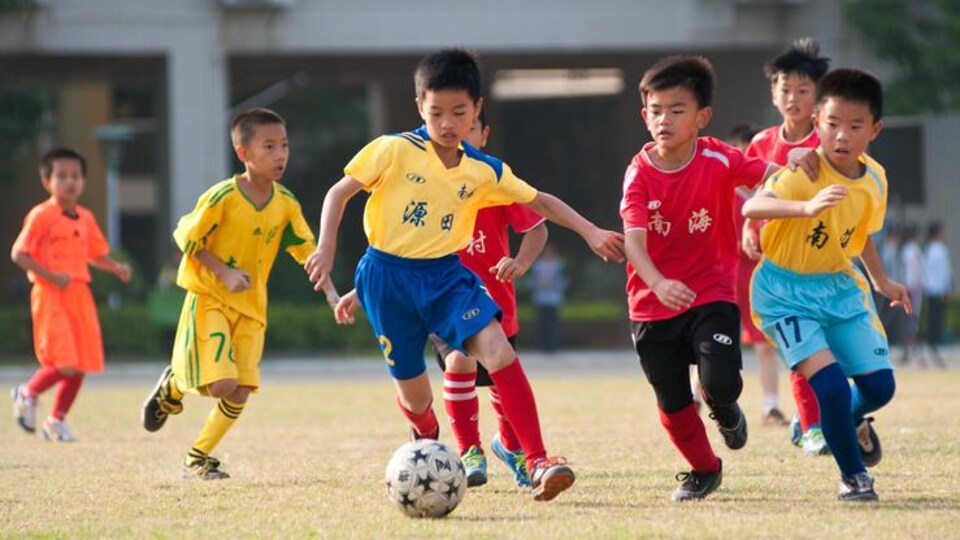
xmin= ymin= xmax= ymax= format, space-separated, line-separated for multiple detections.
xmin=814 ymin=97 xmax=882 ymax=171
xmin=417 ymin=89 xmax=481 ymax=149
xmin=235 ymin=123 xmax=288 ymax=181
xmin=41 ymin=158 xmax=85 ymax=204
xmin=465 ymin=118 xmax=490 ymax=149
xmin=641 ymin=87 xmax=712 ymax=153
xmin=771 ymin=73 xmax=816 ymax=125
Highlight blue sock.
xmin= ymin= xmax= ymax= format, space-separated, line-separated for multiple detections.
xmin=808 ymin=363 xmax=865 ymax=478
xmin=851 ymin=369 xmax=896 ymax=424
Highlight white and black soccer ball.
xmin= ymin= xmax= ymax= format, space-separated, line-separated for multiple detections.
xmin=385 ymin=439 xmax=467 ymax=518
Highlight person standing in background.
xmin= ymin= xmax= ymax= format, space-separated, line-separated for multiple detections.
xmin=922 ymin=222 xmax=952 ymax=368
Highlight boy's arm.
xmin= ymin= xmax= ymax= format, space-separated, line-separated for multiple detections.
xmin=524 ymin=192 xmax=624 ymax=263
xmin=194 ymin=249 xmax=251 ymax=293
xmin=10 ymin=252 xmax=71 ymax=289
xmin=90 ymin=256 xmax=132 ymax=282
xmin=305 ymin=176 xmax=365 ymax=292
xmin=491 ymin=222 xmax=548 ymax=282
xmin=742 ymin=185 xmax=848 ymax=220
xmin=624 ymin=230 xmax=695 ymax=311
xmin=860 ymin=236 xmax=912 ymax=314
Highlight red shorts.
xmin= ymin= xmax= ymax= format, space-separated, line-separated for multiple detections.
xmin=30 ymin=280 xmax=104 ymax=373
xmin=737 ymin=256 xmax=767 ymax=346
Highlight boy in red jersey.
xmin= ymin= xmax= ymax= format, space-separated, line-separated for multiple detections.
xmin=742 ymin=38 xmax=831 ymax=455
xmin=621 ymin=56 xmax=778 ymax=501
xmin=11 ymin=148 xmax=132 ymax=441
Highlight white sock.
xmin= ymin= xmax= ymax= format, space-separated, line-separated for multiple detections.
xmin=763 ymin=395 xmax=779 ymax=414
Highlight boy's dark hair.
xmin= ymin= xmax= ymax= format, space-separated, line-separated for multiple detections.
xmin=817 ymin=68 xmax=883 ymax=121
xmin=927 ymin=221 xmax=943 ymax=241
xmin=230 ymin=107 xmax=286 ymax=147
xmin=728 ymin=124 xmax=761 ymax=147
xmin=639 ymin=55 xmax=715 ymax=108
xmin=477 ymin=107 xmax=488 ymax=129
xmin=414 ymin=48 xmax=482 ymax=102
xmin=764 ymin=37 xmax=830 ymax=83
xmin=40 ymin=147 xmax=87 ymax=178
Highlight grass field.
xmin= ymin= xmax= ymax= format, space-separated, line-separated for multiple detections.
xmin=2 ymin=364 xmax=959 ymax=539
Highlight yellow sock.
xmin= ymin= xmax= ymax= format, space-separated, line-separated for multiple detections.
xmin=167 ymin=374 xmax=185 ymax=401
xmin=191 ymin=398 xmax=245 ymax=455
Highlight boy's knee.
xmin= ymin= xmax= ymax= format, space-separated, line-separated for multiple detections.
xmin=206 ymin=379 xmax=239 ymax=399
xmin=808 ymin=364 xmax=851 ymax=404
xmin=859 ymin=369 xmax=896 ymax=406
xmin=227 ymin=385 xmax=252 ymax=404
xmin=445 ymin=351 xmax=476 ymax=374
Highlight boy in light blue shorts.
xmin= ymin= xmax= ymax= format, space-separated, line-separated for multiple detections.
xmin=744 ymin=69 xmax=911 ymax=502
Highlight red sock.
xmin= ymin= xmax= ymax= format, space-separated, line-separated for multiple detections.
xmin=52 ymin=373 xmax=84 ymax=420
xmin=397 ymin=397 xmax=439 ymax=439
xmin=659 ymin=404 xmax=720 ymax=473
xmin=791 ymin=371 xmax=821 ymax=430
xmin=443 ymin=371 xmax=481 ymax=454
xmin=488 ymin=386 xmax=522 ymax=451
xmin=487 ymin=359 xmax=546 ymax=470
xmin=26 ymin=366 xmax=66 ymax=397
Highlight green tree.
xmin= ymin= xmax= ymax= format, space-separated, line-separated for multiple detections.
xmin=845 ymin=0 xmax=960 ymax=114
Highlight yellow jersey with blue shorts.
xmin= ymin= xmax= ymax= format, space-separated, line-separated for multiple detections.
xmin=750 ymin=150 xmax=891 ymax=375
xmin=170 ymin=176 xmax=315 ymax=390
xmin=346 ymin=126 xmax=538 ymax=379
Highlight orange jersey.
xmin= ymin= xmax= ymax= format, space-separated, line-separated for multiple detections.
xmin=12 ymin=198 xmax=110 ymax=284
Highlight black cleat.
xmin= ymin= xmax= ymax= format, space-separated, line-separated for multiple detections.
xmin=672 ymin=459 xmax=723 ymax=502
xmin=182 ymin=454 xmax=230 ymax=480
xmin=838 ymin=471 xmax=878 ymax=502
xmin=856 ymin=417 xmax=882 ymax=468
xmin=710 ymin=403 xmax=748 ymax=450
xmin=142 ymin=366 xmax=183 ymax=432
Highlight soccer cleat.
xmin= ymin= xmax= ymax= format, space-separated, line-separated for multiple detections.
xmin=789 ymin=415 xmax=802 ymax=447
xmin=182 ymin=454 xmax=230 ymax=480
xmin=141 ymin=366 xmax=183 ymax=432
xmin=460 ymin=445 xmax=488 ymax=488
xmin=11 ymin=385 xmax=37 ymax=433
xmin=408 ymin=425 xmax=440 ymax=442
xmin=838 ymin=471 xmax=878 ymax=502
xmin=672 ymin=458 xmax=723 ymax=502
xmin=529 ymin=456 xmax=575 ymax=502
xmin=762 ymin=407 xmax=790 ymax=427
xmin=856 ymin=417 xmax=882 ymax=468
xmin=41 ymin=417 xmax=76 ymax=442
xmin=710 ymin=403 xmax=748 ymax=450
xmin=490 ymin=432 xmax=531 ymax=488
xmin=801 ymin=427 xmax=831 ymax=456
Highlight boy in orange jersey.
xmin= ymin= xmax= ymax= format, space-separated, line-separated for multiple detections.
xmin=11 ymin=147 xmax=132 ymax=441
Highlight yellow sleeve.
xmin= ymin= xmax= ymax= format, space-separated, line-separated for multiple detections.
xmin=172 ymin=183 xmax=229 ymax=256
xmin=479 ymin=163 xmax=538 ymax=206
xmin=763 ymin=169 xmax=804 ymax=200
xmin=344 ymin=136 xmax=396 ymax=189
xmin=864 ymin=161 xmax=888 ymax=235
xmin=281 ymin=199 xmax=317 ymax=264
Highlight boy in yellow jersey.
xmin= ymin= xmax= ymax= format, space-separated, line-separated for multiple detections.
xmin=744 ymin=69 xmax=911 ymax=501
xmin=307 ymin=49 xmax=624 ymax=502
xmin=141 ymin=108 xmax=321 ymax=480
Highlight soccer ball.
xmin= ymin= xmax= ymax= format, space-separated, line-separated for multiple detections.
xmin=385 ymin=439 xmax=467 ymax=518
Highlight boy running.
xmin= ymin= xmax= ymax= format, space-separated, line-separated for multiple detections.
xmin=310 ymin=48 xmax=623 ymax=502
xmin=744 ymin=69 xmax=908 ymax=501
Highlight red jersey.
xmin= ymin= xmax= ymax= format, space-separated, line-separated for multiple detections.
xmin=620 ymin=137 xmax=769 ymax=321
xmin=458 ymin=204 xmax=544 ymax=337
xmin=745 ymin=125 xmax=820 ymax=166
xmin=12 ymin=198 xmax=110 ymax=284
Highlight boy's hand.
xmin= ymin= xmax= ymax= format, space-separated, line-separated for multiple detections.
xmin=219 ymin=268 xmax=252 ymax=292
xmin=304 ymin=247 xmax=334 ymax=293
xmin=490 ymin=257 xmax=528 ymax=282
xmin=652 ymin=278 xmax=696 ymax=311
xmin=114 ymin=262 xmax=132 ymax=283
xmin=334 ymin=290 xmax=360 ymax=325
xmin=741 ymin=221 xmax=762 ymax=260
xmin=49 ymin=272 xmax=72 ymax=290
xmin=786 ymin=147 xmax=820 ymax=179
xmin=803 ymin=185 xmax=847 ymax=217
xmin=586 ymin=228 xmax=625 ymax=263
xmin=876 ymin=278 xmax=913 ymax=314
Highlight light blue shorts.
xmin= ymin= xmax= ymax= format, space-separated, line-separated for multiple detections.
xmin=750 ymin=259 xmax=892 ymax=376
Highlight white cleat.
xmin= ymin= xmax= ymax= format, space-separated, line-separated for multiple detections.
xmin=11 ymin=385 xmax=37 ymax=433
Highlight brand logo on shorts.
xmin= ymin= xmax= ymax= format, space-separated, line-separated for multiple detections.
xmin=874 ymin=347 xmax=888 ymax=356
xmin=713 ymin=333 xmax=733 ymax=345
xmin=462 ymin=308 xmax=480 ymax=321
xmin=406 ymin=172 xmax=426 ymax=184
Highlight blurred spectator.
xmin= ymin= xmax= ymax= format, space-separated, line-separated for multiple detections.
xmin=922 ymin=221 xmax=952 ymax=368
xmin=530 ymin=243 xmax=567 ymax=353
xmin=876 ymin=226 xmax=904 ymax=343
xmin=900 ymin=225 xmax=924 ymax=365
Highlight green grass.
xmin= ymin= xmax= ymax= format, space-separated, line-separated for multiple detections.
xmin=2 ymin=370 xmax=959 ymax=539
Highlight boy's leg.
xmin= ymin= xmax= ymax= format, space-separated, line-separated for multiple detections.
xmin=691 ymin=303 xmax=747 ymax=451
xmin=791 ymin=371 xmax=821 ymax=434
xmin=431 ymin=335 xmax=481 ymax=453
xmin=394 ymin=373 xmax=439 ymax=440
xmin=51 ymin=371 xmax=84 ymax=421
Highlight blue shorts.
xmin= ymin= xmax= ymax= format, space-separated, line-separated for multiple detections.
xmin=750 ymin=259 xmax=892 ymax=376
xmin=354 ymin=247 xmax=501 ymax=380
